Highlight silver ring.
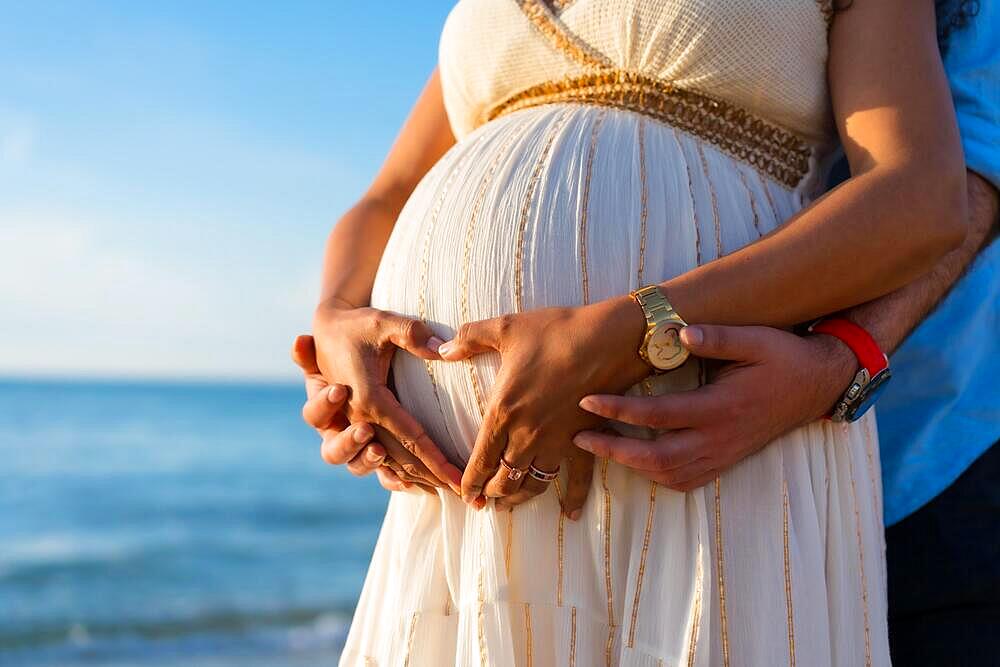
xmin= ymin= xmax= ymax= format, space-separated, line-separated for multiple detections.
xmin=500 ymin=457 xmax=526 ymax=481
xmin=528 ymin=465 xmax=560 ymax=483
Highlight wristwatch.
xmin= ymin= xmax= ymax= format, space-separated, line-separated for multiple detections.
xmin=808 ymin=317 xmax=892 ymax=423
xmin=630 ymin=285 xmax=689 ymax=372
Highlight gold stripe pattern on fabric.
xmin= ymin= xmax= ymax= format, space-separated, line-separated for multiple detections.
xmin=569 ymin=606 xmax=578 ymax=667
xmin=601 ymin=457 xmax=616 ymax=667
xmin=364 ymin=657 xmax=377 ymax=667
xmin=737 ymin=167 xmax=764 ymax=238
xmin=418 ymin=144 xmax=478 ymax=446
xmin=477 ymin=518 xmax=490 ymax=667
xmin=627 ymin=480 xmax=657 ymax=648
xmin=861 ymin=416 xmax=888 ymax=594
xmin=460 ymin=122 xmax=528 ymax=415
xmin=696 ymin=143 xmax=724 ymax=259
xmin=515 ymin=0 xmax=610 ymax=69
xmin=524 ymin=602 xmax=534 ymax=667
xmin=487 ymin=71 xmax=812 ymax=189
xmin=686 ymin=540 xmax=704 ymax=667
xmin=782 ymin=480 xmax=797 ymax=667
xmin=579 ymin=108 xmax=607 ymax=306
xmin=403 ymin=611 xmax=420 ymax=667
xmin=505 ymin=508 xmax=514 ymax=578
xmin=514 ymin=110 xmax=571 ymax=313
xmin=847 ymin=438 xmax=874 ymax=666
xmin=636 ymin=118 xmax=650 ymax=286
xmin=671 ymin=130 xmax=703 ymax=266
xmin=554 ymin=478 xmax=566 ymax=606
xmin=714 ymin=476 xmax=731 ymax=667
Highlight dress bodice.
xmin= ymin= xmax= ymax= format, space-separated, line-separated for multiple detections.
xmin=439 ymin=0 xmax=835 ymax=150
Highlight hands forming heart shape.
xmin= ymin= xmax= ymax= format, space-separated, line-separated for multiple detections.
xmin=294 ymin=295 xmax=650 ymax=515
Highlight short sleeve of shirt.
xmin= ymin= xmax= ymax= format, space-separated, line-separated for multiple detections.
xmin=945 ymin=2 xmax=1000 ymax=190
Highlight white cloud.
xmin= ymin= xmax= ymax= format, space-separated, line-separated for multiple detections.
xmin=0 ymin=206 xmax=319 ymax=380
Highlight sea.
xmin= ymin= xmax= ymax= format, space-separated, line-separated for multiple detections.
xmin=0 ymin=378 xmax=388 ymax=666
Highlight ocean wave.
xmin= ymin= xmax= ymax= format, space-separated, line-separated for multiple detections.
xmin=0 ymin=604 xmax=353 ymax=653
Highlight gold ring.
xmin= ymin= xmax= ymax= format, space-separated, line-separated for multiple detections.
xmin=499 ymin=457 xmax=526 ymax=481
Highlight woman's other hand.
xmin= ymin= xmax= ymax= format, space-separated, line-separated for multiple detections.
xmin=294 ymin=327 xmax=458 ymax=494
xmin=439 ymin=297 xmax=650 ymax=509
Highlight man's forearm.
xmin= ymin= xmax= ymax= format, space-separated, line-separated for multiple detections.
xmin=844 ymin=170 xmax=999 ymax=354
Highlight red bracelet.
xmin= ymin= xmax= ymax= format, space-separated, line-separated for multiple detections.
xmin=808 ymin=317 xmax=891 ymax=422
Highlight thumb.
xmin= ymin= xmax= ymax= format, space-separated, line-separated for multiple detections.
xmin=382 ymin=315 xmax=445 ymax=361
xmin=679 ymin=324 xmax=771 ymax=362
xmin=291 ymin=334 xmax=321 ymax=374
xmin=438 ymin=318 xmax=502 ymax=361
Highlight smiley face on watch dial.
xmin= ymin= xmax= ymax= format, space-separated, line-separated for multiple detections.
xmin=648 ymin=323 xmax=688 ymax=370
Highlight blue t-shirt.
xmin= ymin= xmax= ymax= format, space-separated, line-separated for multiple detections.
xmin=876 ymin=2 xmax=1000 ymax=526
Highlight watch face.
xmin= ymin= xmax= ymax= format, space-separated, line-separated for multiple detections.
xmin=845 ymin=368 xmax=892 ymax=422
xmin=648 ymin=323 xmax=689 ymax=370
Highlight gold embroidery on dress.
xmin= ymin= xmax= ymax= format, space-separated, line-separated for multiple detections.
xmin=783 ymin=480 xmax=797 ymax=667
xmin=516 ymin=0 xmax=610 ymax=68
xmin=419 ymin=141 xmax=481 ymax=448
xmin=403 ymin=611 xmax=420 ymax=667
xmin=477 ymin=518 xmax=490 ymax=667
xmin=601 ymin=457 xmax=616 ymax=667
xmin=554 ymin=478 xmax=566 ymax=606
xmin=515 ymin=109 xmax=571 ymax=312
xmin=686 ymin=540 xmax=705 ymax=667
xmin=696 ymin=143 xmax=724 ymax=259
xmin=636 ymin=118 xmax=650 ymax=287
xmin=715 ymin=476 xmax=731 ymax=667
xmin=548 ymin=0 xmax=576 ymax=13
xmin=569 ymin=606 xmax=578 ymax=666
xmin=672 ymin=131 xmax=703 ymax=266
xmin=524 ymin=602 xmax=534 ymax=667
xmin=505 ymin=508 xmax=514 ymax=578
xmin=737 ymin=167 xmax=764 ymax=238
xmin=847 ymin=440 xmax=874 ymax=666
xmin=580 ymin=109 xmax=607 ymax=306
xmin=488 ymin=73 xmax=812 ymax=189
xmin=627 ymin=480 xmax=657 ymax=648
xmin=461 ymin=122 xmax=529 ymax=415
xmin=509 ymin=0 xmax=812 ymax=187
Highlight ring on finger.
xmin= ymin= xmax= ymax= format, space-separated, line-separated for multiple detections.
xmin=499 ymin=456 xmax=527 ymax=481
xmin=527 ymin=464 xmax=560 ymax=483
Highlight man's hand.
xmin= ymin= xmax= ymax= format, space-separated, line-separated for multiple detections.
xmin=572 ymin=324 xmax=858 ymax=492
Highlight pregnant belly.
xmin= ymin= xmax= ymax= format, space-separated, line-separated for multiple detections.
xmin=370 ymin=103 xmax=802 ymax=466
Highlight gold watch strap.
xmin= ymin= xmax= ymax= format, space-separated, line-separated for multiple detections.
xmin=631 ymin=285 xmax=686 ymax=328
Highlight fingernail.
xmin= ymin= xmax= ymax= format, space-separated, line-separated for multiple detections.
xmin=578 ymin=396 xmax=596 ymax=412
xmin=353 ymin=424 xmax=373 ymax=444
xmin=426 ymin=336 xmax=445 ymax=355
xmin=327 ymin=384 xmax=346 ymax=403
xmin=572 ymin=434 xmax=592 ymax=451
xmin=569 ymin=509 xmax=582 ymax=521
xmin=680 ymin=326 xmax=702 ymax=346
xmin=437 ymin=342 xmax=453 ymax=357
xmin=365 ymin=448 xmax=383 ymax=464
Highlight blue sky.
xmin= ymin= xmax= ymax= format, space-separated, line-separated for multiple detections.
xmin=0 ymin=1 xmax=454 ymax=380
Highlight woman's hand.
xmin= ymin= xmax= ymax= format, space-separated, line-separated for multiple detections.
xmin=291 ymin=334 xmax=437 ymax=494
xmin=439 ymin=296 xmax=651 ymax=508
xmin=312 ymin=301 xmax=464 ymax=495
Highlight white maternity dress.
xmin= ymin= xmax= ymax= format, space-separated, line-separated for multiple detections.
xmin=344 ymin=1 xmax=890 ymax=665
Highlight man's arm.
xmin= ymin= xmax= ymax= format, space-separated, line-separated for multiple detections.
xmin=847 ymin=170 xmax=998 ymax=355
xmin=573 ymin=171 xmax=998 ymax=492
